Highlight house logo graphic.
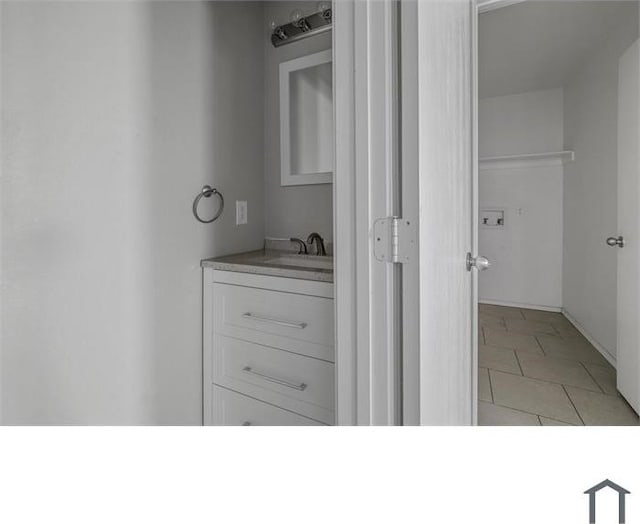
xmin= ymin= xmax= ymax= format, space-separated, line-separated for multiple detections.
xmin=584 ymin=479 xmax=631 ymax=524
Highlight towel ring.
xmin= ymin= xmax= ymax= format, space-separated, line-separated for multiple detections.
xmin=192 ymin=185 xmax=224 ymax=224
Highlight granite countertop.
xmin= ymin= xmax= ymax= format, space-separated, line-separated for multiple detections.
xmin=201 ymin=249 xmax=334 ymax=283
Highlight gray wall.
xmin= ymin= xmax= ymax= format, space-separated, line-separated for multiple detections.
xmin=563 ymin=4 xmax=638 ymax=362
xmin=263 ymin=1 xmax=333 ymax=242
xmin=0 ymin=1 xmax=264 ymax=424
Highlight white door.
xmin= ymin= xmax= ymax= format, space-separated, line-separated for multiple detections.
xmin=400 ymin=0 xmax=478 ymax=425
xmin=616 ymin=40 xmax=640 ymax=414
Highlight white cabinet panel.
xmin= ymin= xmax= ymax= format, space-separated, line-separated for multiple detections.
xmin=211 ymin=386 xmax=325 ymax=426
xmin=212 ymin=335 xmax=335 ymax=425
xmin=212 ymin=282 xmax=335 ymax=362
xmin=203 ymin=267 xmax=335 ymax=426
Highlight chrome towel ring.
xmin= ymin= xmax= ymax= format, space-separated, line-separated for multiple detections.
xmin=192 ymin=185 xmax=224 ymax=224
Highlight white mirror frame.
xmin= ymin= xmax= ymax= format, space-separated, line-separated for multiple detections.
xmin=279 ymin=49 xmax=333 ymax=186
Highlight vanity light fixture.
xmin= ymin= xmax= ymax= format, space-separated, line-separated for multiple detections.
xmin=270 ymin=7 xmax=332 ymax=48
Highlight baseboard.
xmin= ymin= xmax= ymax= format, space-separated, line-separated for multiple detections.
xmin=479 ymin=299 xmax=562 ymax=313
xmin=561 ymin=309 xmax=617 ymax=368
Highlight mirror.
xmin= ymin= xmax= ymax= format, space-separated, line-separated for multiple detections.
xmin=279 ymin=49 xmax=333 ymax=186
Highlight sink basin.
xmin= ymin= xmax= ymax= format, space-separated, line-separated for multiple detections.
xmin=264 ymin=255 xmax=333 ymax=270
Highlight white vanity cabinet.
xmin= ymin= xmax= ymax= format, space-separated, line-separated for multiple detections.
xmin=203 ymin=269 xmax=335 ymax=426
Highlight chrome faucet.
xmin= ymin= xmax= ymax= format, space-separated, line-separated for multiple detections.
xmin=306 ymin=232 xmax=326 ymax=256
xmin=290 ymin=237 xmax=308 ymax=255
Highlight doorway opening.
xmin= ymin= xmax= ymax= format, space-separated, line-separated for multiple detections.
xmin=476 ymin=0 xmax=640 ymax=425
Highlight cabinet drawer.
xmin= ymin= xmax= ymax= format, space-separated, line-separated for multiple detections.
xmin=212 ymin=282 xmax=334 ymax=362
xmin=212 ymin=335 xmax=335 ymax=425
xmin=211 ymin=386 xmax=325 ymax=426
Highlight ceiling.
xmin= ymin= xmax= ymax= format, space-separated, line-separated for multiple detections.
xmin=479 ymin=1 xmax=638 ymax=98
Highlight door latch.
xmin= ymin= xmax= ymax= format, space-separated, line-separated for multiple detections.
xmin=373 ymin=217 xmax=415 ymax=263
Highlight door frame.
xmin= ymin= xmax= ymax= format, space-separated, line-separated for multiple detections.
xmin=334 ymin=0 xmax=401 ymax=425
xmin=472 ymin=0 xmax=480 ymax=426
xmin=468 ymin=0 xmax=527 ymax=425
xmin=333 ymin=0 xmax=357 ymax=426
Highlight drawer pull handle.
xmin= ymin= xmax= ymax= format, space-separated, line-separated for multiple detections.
xmin=242 ymin=366 xmax=308 ymax=391
xmin=241 ymin=312 xmax=307 ymax=330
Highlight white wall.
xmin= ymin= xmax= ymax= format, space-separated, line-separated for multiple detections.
xmin=479 ymin=89 xmax=564 ymax=157
xmin=263 ymin=1 xmax=333 ymax=242
xmin=478 ymin=89 xmax=564 ymax=309
xmin=0 ymin=1 xmax=264 ymax=424
xmin=563 ymin=9 xmax=639 ymax=362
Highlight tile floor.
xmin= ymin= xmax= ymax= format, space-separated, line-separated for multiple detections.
xmin=477 ymin=304 xmax=640 ymax=426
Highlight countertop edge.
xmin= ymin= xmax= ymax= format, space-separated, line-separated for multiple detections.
xmin=201 ymin=255 xmax=334 ymax=284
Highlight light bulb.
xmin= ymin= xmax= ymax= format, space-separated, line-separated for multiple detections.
xmin=317 ymin=2 xmax=331 ymax=11
xmin=290 ymin=9 xmax=304 ymax=23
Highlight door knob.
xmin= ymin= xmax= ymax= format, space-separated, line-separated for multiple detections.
xmin=606 ymin=236 xmax=624 ymax=248
xmin=466 ymin=253 xmax=491 ymax=272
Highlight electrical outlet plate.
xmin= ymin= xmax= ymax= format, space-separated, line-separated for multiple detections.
xmin=236 ymin=201 xmax=248 ymax=225
xmin=480 ymin=209 xmax=505 ymax=228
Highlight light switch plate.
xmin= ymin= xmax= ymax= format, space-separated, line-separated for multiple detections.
xmin=236 ymin=201 xmax=248 ymax=225
xmin=236 ymin=200 xmax=247 ymax=226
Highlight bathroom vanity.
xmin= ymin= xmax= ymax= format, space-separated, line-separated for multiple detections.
xmin=197 ymin=2 xmax=336 ymax=427
xmin=201 ymin=250 xmax=334 ymax=426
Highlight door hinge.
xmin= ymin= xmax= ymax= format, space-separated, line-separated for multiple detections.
xmin=373 ymin=217 xmax=415 ymax=264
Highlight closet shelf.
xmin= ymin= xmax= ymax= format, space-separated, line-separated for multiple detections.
xmin=479 ymin=150 xmax=575 ymax=171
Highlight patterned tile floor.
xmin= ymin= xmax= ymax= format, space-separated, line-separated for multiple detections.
xmin=477 ymin=304 xmax=640 ymax=426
